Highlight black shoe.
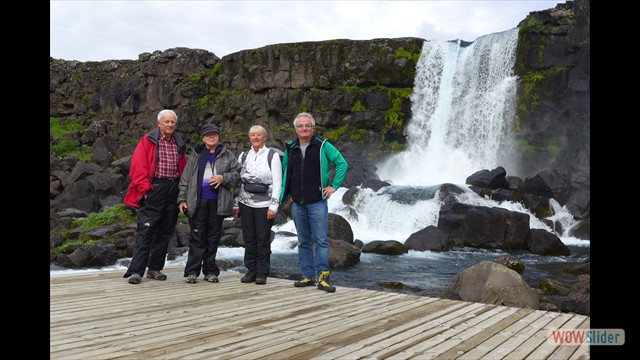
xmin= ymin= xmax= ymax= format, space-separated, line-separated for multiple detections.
xmin=146 ymin=270 xmax=167 ymax=280
xmin=294 ymin=278 xmax=315 ymax=287
xmin=128 ymin=273 xmax=142 ymax=284
xmin=255 ymin=274 xmax=267 ymax=285
xmin=241 ymin=272 xmax=257 ymax=283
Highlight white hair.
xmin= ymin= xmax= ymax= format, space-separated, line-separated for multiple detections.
xmin=293 ymin=112 xmax=316 ymax=127
xmin=157 ymin=109 xmax=178 ymax=121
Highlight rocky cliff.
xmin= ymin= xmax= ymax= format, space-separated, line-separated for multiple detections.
xmin=50 ymin=0 xmax=589 ymax=221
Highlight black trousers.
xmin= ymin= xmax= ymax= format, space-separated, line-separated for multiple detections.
xmin=183 ymin=198 xmax=223 ymax=277
xmin=239 ymin=203 xmax=273 ymax=276
xmin=124 ymin=179 xmax=179 ymax=278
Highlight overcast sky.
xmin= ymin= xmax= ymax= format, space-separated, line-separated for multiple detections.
xmin=51 ymin=0 xmax=561 ymax=62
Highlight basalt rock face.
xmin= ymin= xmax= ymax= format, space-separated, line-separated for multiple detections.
xmin=50 ymin=38 xmax=423 ymax=159
xmin=514 ymin=0 xmax=590 ymax=212
xmin=50 ymin=1 xmax=589 ymax=219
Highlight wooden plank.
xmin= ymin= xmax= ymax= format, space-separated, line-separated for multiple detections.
xmin=123 ymin=291 xmax=410 ymax=359
xmin=381 ymin=305 xmax=513 ymax=359
xmin=219 ymin=298 xmax=450 ymax=359
xmin=481 ymin=310 xmax=563 ymax=359
xmin=430 ymin=307 xmax=535 ymax=359
xmin=502 ymin=312 xmax=578 ymax=359
xmin=332 ymin=302 xmax=490 ymax=359
xmin=455 ymin=308 xmax=549 ymax=359
xmin=50 ymin=267 xmax=590 ymax=360
xmin=167 ymin=294 xmax=444 ymax=359
xmin=525 ymin=314 xmax=590 ymax=359
xmin=546 ymin=316 xmax=591 ymax=360
xmin=52 ymin=283 xmax=378 ymax=358
xmin=306 ymin=300 xmax=473 ymax=359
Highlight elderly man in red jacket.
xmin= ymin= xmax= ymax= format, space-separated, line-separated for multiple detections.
xmin=123 ymin=109 xmax=187 ymax=284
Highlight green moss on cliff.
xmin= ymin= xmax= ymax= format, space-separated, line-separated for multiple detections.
xmin=517 ymin=66 xmax=570 ymax=121
xmin=325 ymin=126 xmax=346 ymax=143
xmin=340 ymin=85 xmax=366 ymax=94
xmin=351 ymin=100 xmax=366 ymax=112
xmin=390 ymin=141 xmax=406 ymax=152
xmin=378 ymin=86 xmax=412 ymax=134
xmin=50 ymin=117 xmax=92 ymax=162
xmin=188 ymin=62 xmax=224 ymax=113
xmin=395 ymin=46 xmax=421 ymax=63
xmin=520 ymin=18 xmax=551 ymax=34
xmin=349 ymin=128 xmax=368 ymax=144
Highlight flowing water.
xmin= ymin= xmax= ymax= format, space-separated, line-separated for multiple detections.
xmin=51 ymin=29 xmax=590 ymax=297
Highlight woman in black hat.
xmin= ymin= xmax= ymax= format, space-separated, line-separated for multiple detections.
xmin=177 ymin=123 xmax=241 ymax=283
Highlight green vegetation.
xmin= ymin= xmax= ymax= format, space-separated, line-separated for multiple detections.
xmin=299 ymin=101 xmax=308 ymax=113
xmin=188 ymin=62 xmax=224 ymax=114
xmin=516 ymin=139 xmax=536 ymax=157
xmin=340 ymin=85 xmax=366 ymax=94
xmin=351 ymin=100 xmax=366 ymax=112
xmin=187 ymin=72 xmax=200 ymax=85
xmin=324 ymin=126 xmax=346 ymax=143
xmin=321 ymin=40 xmax=342 ymax=45
xmin=349 ymin=128 xmax=368 ymax=144
xmin=50 ymin=117 xmax=92 ymax=161
xmin=380 ymin=87 xmax=412 ymax=133
xmin=394 ymin=46 xmax=421 ymax=63
xmin=520 ymin=71 xmax=544 ymax=112
xmin=518 ymin=66 xmax=569 ymax=118
xmin=390 ymin=141 xmax=406 ymax=153
xmin=56 ymin=239 xmax=98 ymax=254
xmin=519 ymin=18 xmax=550 ymax=34
xmin=73 ymin=204 xmax=136 ymax=229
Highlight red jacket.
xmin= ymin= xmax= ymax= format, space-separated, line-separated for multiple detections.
xmin=123 ymin=128 xmax=187 ymax=208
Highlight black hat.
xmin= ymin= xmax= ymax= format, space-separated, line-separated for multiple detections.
xmin=200 ymin=124 xmax=220 ymax=136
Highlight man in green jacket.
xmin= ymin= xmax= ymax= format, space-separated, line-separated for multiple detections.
xmin=279 ymin=112 xmax=348 ymax=293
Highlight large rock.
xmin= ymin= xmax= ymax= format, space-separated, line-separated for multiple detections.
xmin=450 ymin=261 xmax=539 ymax=309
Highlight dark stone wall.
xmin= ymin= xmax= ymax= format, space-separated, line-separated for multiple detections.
xmin=514 ymin=0 xmax=590 ymax=198
xmin=50 ymin=0 xmax=589 ymax=214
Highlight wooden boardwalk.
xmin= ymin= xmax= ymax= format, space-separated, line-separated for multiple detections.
xmin=50 ymin=266 xmax=590 ymax=359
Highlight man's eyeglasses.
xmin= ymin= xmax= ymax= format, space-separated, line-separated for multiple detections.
xmin=295 ymin=124 xmax=313 ymax=128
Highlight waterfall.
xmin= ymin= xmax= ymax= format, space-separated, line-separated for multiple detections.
xmin=272 ymin=29 xmax=585 ymax=247
xmin=377 ymin=29 xmax=519 ymax=186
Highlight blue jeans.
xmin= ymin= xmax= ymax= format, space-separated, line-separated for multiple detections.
xmin=291 ymin=200 xmax=329 ymax=280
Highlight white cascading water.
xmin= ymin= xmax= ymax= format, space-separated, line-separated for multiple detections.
xmin=377 ymin=30 xmax=519 ymax=185
xmin=279 ymin=29 xmax=585 ymax=247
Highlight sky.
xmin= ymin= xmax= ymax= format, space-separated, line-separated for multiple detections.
xmin=51 ymin=0 xmax=562 ymax=62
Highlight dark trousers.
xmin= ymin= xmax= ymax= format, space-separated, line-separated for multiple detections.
xmin=239 ymin=203 xmax=273 ymax=276
xmin=183 ymin=198 xmax=223 ymax=277
xmin=124 ymin=180 xmax=179 ymax=278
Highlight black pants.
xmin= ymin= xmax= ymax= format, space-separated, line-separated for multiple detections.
xmin=124 ymin=179 xmax=179 ymax=278
xmin=183 ymin=198 xmax=223 ymax=277
xmin=239 ymin=203 xmax=273 ymax=276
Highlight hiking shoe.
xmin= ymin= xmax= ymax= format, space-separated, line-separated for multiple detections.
xmin=241 ymin=272 xmax=257 ymax=283
xmin=128 ymin=273 xmax=142 ymax=284
xmin=294 ymin=278 xmax=316 ymax=287
xmin=147 ymin=270 xmax=167 ymax=280
xmin=185 ymin=274 xmax=197 ymax=283
xmin=317 ymin=271 xmax=336 ymax=293
xmin=255 ymin=274 xmax=267 ymax=285
xmin=204 ymin=274 xmax=219 ymax=283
